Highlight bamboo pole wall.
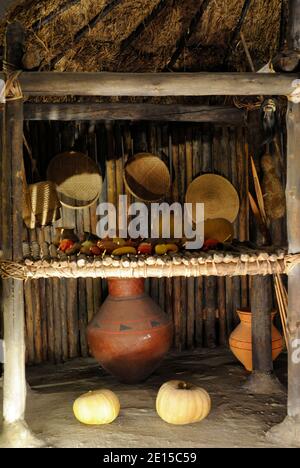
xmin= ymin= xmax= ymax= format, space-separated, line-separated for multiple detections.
xmin=22 ymin=121 xmax=251 ymax=364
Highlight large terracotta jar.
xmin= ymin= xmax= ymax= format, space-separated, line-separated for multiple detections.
xmin=229 ymin=309 xmax=283 ymax=372
xmin=87 ymin=278 xmax=173 ymax=383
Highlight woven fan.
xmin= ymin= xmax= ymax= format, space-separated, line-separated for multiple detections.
xmin=22 ymin=137 xmax=61 ymax=229
xmin=23 ymin=181 xmax=61 ymax=229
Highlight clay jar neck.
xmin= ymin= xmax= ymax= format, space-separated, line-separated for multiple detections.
xmin=108 ymin=278 xmax=145 ymax=298
xmin=237 ymin=309 xmax=276 ymax=324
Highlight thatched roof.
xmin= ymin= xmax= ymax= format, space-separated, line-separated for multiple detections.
xmin=0 ymin=0 xmax=285 ymax=73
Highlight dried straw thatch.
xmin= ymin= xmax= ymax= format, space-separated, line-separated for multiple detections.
xmin=0 ymin=0 xmax=284 ymax=73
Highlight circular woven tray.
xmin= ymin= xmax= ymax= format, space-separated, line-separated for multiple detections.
xmin=124 ymin=153 xmax=171 ymax=202
xmin=186 ymin=174 xmax=240 ymax=223
xmin=204 ymin=218 xmax=234 ymax=242
xmin=47 ymin=151 xmax=102 ymax=209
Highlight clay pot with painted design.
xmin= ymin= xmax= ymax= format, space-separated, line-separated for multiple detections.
xmin=87 ymin=278 xmax=173 ymax=383
xmin=229 ymin=309 xmax=283 ymax=372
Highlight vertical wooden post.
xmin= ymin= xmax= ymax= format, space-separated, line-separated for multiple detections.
xmin=202 ymin=125 xmax=217 ymax=347
xmin=251 ymin=276 xmax=273 ymax=374
xmin=244 ymin=276 xmax=282 ymax=393
xmin=267 ymin=96 xmax=300 ymax=447
xmin=0 ymin=22 xmax=43 ymax=448
xmin=267 ymin=0 xmax=300 ymax=445
xmin=287 ymin=0 xmax=300 ymax=50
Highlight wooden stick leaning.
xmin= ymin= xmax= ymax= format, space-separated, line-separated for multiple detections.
xmin=274 ymin=275 xmax=289 ymax=352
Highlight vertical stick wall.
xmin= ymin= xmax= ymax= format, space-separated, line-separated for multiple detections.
xmin=23 ymin=122 xmax=251 ymax=363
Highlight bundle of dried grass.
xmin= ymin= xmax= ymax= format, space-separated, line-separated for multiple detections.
xmin=261 ymin=152 xmax=286 ymax=220
xmin=0 ymin=0 xmax=283 ymax=74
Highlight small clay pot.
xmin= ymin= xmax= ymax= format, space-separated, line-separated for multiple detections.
xmin=229 ymin=309 xmax=283 ymax=372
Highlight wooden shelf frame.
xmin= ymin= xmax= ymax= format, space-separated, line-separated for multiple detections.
xmin=10 ymin=244 xmax=290 ymax=279
xmin=1 ymin=0 xmax=300 ymax=446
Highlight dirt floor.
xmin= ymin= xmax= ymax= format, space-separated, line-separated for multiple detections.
xmin=0 ymin=349 xmax=291 ymax=448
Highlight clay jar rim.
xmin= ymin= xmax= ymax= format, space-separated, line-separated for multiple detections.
xmin=108 ymin=278 xmax=145 ymax=298
xmin=237 ymin=309 xmax=277 ymax=324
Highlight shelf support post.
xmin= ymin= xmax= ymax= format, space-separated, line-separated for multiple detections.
xmin=267 ymin=0 xmax=300 ymax=446
xmin=0 ymin=22 xmax=44 ymax=448
xmin=244 ymin=275 xmax=283 ymax=394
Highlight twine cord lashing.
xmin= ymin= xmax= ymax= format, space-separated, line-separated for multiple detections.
xmin=1 ymin=252 xmax=300 ymax=280
xmin=1 ymin=60 xmax=23 ymax=102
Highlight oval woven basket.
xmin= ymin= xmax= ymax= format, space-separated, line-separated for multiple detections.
xmin=46 ymin=151 xmax=103 ymax=209
xmin=186 ymin=174 xmax=240 ymax=223
xmin=23 ymin=181 xmax=61 ymax=229
xmin=124 ymin=153 xmax=171 ymax=202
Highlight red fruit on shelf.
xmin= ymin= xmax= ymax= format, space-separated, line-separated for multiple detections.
xmin=203 ymin=239 xmax=219 ymax=251
xmin=137 ymin=242 xmax=153 ymax=255
xmin=59 ymin=239 xmax=75 ymax=252
xmin=65 ymin=242 xmax=81 ymax=255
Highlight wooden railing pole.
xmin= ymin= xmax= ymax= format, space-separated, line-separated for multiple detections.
xmin=251 ymin=275 xmax=273 ymax=374
xmin=0 ymin=72 xmax=298 ymax=97
xmin=0 ymin=22 xmax=44 ymax=448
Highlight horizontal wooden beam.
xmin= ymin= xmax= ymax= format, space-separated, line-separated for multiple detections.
xmin=0 ymin=72 xmax=299 ymax=97
xmin=23 ymin=103 xmax=246 ymax=124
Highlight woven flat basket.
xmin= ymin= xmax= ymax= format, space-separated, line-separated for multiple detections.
xmin=204 ymin=218 xmax=234 ymax=242
xmin=23 ymin=181 xmax=61 ymax=229
xmin=186 ymin=174 xmax=240 ymax=223
xmin=124 ymin=153 xmax=171 ymax=202
xmin=47 ymin=151 xmax=103 ymax=209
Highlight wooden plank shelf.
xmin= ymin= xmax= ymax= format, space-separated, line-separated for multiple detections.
xmin=0 ymin=242 xmax=293 ymax=280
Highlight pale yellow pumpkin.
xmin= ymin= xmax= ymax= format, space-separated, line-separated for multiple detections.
xmin=73 ymin=389 xmax=120 ymax=425
xmin=156 ymin=380 xmax=211 ymax=425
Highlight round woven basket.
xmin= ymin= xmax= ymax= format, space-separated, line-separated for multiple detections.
xmin=46 ymin=151 xmax=103 ymax=209
xmin=124 ymin=153 xmax=171 ymax=202
xmin=23 ymin=181 xmax=61 ymax=229
xmin=204 ymin=218 xmax=234 ymax=243
xmin=186 ymin=174 xmax=240 ymax=223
